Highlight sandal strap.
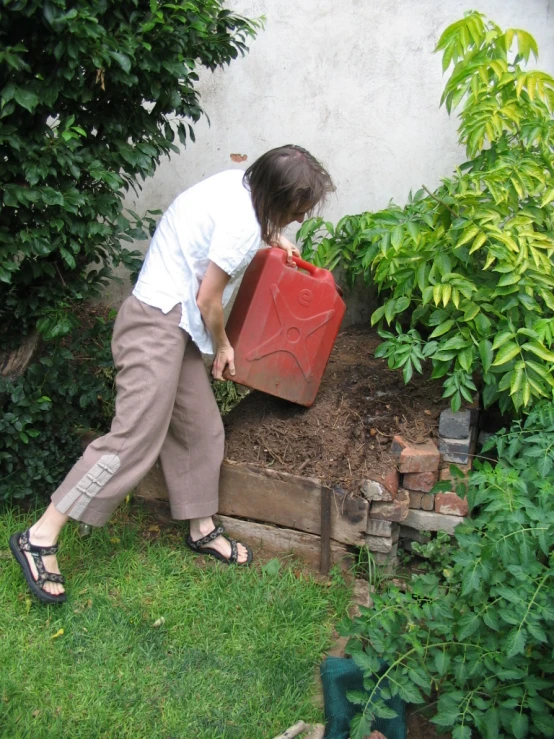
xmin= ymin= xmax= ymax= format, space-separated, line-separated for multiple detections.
xmin=189 ymin=525 xmax=225 ymax=550
xmin=19 ymin=530 xmax=59 ymax=556
xmin=36 ymin=570 xmax=65 ymax=586
xmin=228 ymin=539 xmax=238 ymax=564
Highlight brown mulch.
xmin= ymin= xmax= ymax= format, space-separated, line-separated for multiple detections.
xmin=224 ymin=326 xmax=449 ymax=493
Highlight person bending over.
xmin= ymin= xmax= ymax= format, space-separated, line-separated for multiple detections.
xmin=10 ymin=144 xmax=335 ymax=604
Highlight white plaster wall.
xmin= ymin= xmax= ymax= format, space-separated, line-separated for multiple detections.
xmin=110 ymin=0 xmax=554 ymax=306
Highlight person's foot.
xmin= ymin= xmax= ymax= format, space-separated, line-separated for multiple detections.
xmin=24 ymin=526 xmax=65 ymax=596
xmin=9 ymin=529 xmax=66 ymax=604
xmin=188 ymin=518 xmax=252 ymax=565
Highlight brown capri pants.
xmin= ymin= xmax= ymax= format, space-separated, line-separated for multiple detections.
xmin=51 ymin=296 xmax=224 ymax=527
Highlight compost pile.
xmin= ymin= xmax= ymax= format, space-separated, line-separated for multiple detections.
xmin=224 ymin=327 xmax=448 ymax=492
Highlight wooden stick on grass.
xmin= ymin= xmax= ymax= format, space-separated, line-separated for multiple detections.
xmin=271 ymin=720 xmax=308 ymax=739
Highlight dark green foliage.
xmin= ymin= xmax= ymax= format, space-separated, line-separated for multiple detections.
xmin=0 ymin=311 xmax=116 ymax=502
xmin=0 ymin=0 xmax=261 ymax=342
xmin=343 ymin=402 xmax=554 ymax=738
xmin=0 ymin=0 xmax=260 ymax=503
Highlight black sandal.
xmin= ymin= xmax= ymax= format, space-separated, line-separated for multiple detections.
xmin=186 ymin=524 xmax=253 ymax=566
xmin=9 ymin=530 xmax=67 ymax=605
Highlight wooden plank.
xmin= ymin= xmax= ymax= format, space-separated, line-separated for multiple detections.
xmin=218 ymin=515 xmax=353 ymax=572
xmin=219 ymin=461 xmax=368 ymax=546
xmin=136 ymin=459 xmax=368 ymax=546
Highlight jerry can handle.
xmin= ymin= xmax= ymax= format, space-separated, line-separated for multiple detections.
xmin=289 ymin=252 xmax=344 ymax=297
xmin=291 ymin=254 xmax=319 ymax=274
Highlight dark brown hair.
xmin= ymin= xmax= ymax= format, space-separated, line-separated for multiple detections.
xmin=243 ymin=144 xmax=335 ymax=242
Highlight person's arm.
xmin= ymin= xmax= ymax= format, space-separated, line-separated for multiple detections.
xmin=269 ymin=233 xmax=301 ymax=264
xmin=196 ymin=261 xmax=234 ymax=380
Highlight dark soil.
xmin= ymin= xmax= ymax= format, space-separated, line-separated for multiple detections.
xmin=407 ymin=709 xmax=451 ymax=738
xmin=224 ymin=326 xmax=449 ymax=492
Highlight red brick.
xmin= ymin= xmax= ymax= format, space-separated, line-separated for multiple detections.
xmin=435 ymin=492 xmax=469 ymax=517
xmin=421 ymin=493 xmax=434 ymax=511
xmin=396 ymin=489 xmax=410 ymax=504
xmin=370 ymin=493 xmax=409 ymax=522
xmin=409 ymin=491 xmax=423 ymax=509
xmin=382 ymin=467 xmax=399 ymax=495
xmin=403 ymin=471 xmax=438 ymax=492
xmin=391 ymin=435 xmax=440 ymax=474
xmin=362 ymin=467 xmax=400 ymax=500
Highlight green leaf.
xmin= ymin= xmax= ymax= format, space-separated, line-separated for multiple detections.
xmin=458 ymin=347 xmax=473 ymax=372
xmin=429 ymin=320 xmax=455 ymax=339
xmin=452 ymin=726 xmax=471 ymax=739
xmin=384 ymin=299 xmax=397 ymax=324
xmin=13 ymin=87 xmax=39 ymax=113
xmin=458 ymin=613 xmax=480 ymax=639
xmin=345 ymin=689 xmax=368 ymax=707
xmin=60 ymin=248 xmax=76 ymax=269
xmin=522 ymin=342 xmax=554 ymax=362
xmin=395 ymin=296 xmax=410 ymax=314
xmin=374 ymin=702 xmax=399 ymax=720
xmin=492 ymin=342 xmax=520 ymax=366
xmin=512 ymin=713 xmax=528 ymax=739
xmin=479 ymin=339 xmax=493 ymax=373
xmin=497 ymin=272 xmax=520 ymax=287
xmin=456 ymin=225 xmax=479 ymax=248
xmin=492 ymin=331 xmax=514 ymax=351
xmin=408 ymin=667 xmax=431 ymax=690
xmin=517 ymin=30 xmax=539 ymax=61
xmin=482 ymin=707 xmax=500 ymax=739
xmin=371 ymin=305 xmax=386 ymax=326
xmin=434 ymin=650 xmax=450 ymax=676
xmin=505 ymin=628 xmax=526 ymax=657
xmin=391 ymin=225 xmax=404 ymax=249
xmin=351 ymin=650 xmax=380 ymax=674
xmin=397 ymin=681 xmax=424 ymax=704
xmin=111 ymin=52 xmax=132 ymax=74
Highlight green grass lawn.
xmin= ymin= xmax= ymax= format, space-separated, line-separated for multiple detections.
xmin=0 ymin=503 xmax=351 ymax=739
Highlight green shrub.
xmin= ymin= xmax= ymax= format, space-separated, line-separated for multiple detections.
xmin=0 ymin=311 xmax=116 ymax=503
xmin=299 ymin=12 xmax=554 ymax=415
xmin=343 ymin=402 xmax=554 ymax=739
xmin=0 ymin=0 xmax=261 ymax=344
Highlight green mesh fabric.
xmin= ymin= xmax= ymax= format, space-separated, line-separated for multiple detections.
xmin=320 ymin=657 xmax=406 ymax=739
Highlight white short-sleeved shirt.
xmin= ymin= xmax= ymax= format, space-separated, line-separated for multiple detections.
xmin=132 ymin=169 xmax=262 ymax=354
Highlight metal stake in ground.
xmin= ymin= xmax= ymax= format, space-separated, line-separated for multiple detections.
xmin=320 ymin=487 xmax=331 ymax=574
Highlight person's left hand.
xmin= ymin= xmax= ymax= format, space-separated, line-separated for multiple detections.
xmin=270 ymin=234 xmax=300 ymax=265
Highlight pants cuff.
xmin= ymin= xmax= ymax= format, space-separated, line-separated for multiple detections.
xmin=169 ymin=498 xmax=219 ymax=521
xmin=53 ymin=499 xmax=117 ymax=527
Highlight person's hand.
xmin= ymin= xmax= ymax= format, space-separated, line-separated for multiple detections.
xmin=270 ymin=234 xmax=300 ymax=265
xmin=212 ymin=343 xmax=235 ymax=380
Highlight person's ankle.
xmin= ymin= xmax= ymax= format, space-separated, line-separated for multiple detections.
xmin=190 ymin=517 xmax=216 ymax=539
xmin=28 ymin=523 xmax=58 ymax=546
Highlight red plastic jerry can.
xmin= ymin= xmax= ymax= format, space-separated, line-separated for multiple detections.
xmin=224 ymin=247 xmax=345 ymax=406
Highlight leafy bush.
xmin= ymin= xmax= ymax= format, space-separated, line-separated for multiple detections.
xmin=299 ymin=12 xmax=554 ymax=415
xmin=0 ymin=0 xmax=261 ymax=343
xmin=343 ymin=402 xmax=554 ymax=739
xmin=0 ymin=311 xmax=116 ymax=503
